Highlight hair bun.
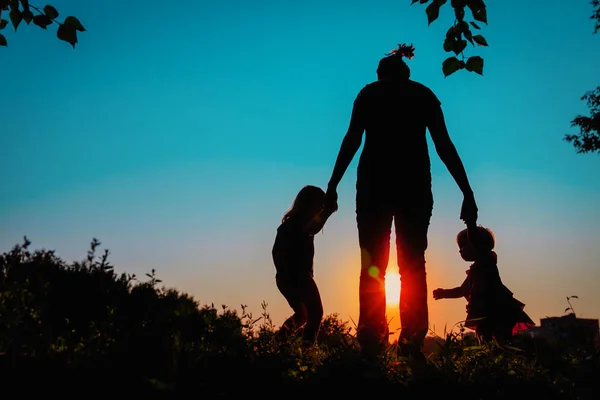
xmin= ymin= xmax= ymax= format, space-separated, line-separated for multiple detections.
xmin=385 ymin=43 xmax=415 ymax=60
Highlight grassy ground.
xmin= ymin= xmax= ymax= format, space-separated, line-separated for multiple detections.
xmin=1 ymin=238 xmax=598 ymax=399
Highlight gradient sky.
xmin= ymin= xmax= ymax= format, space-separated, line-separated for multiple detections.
xmin=1 ymin=0 xmax=599 ymax=338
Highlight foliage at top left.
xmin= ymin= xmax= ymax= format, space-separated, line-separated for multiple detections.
xmin=0 ymin=0 xmax=85 ymax=48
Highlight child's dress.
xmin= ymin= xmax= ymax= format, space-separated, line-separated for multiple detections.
xmin=458 ymin=251 xmax=535 ymax=335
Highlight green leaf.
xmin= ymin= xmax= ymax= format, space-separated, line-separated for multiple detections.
xmin=445 ymin=25 xmax=457 ymax=39
xmin=32 ymin=13 xmax=52 ymax=29
xmin=0 ymin=32 xmax=6 ymax=46
xmin=473 ymin=34 xmax=488 ymax=46
xmin=419 ymin=0 xmax=429 ymax=4
xmin=64 ymin=16 xmax=85 ymax=31
xmin=442 ymin=56 xmax=462 ymax=77
xmin=9 ymin=8 xmax=21 ymax=31
xmin=435 ymin=0 xmax=448 ymax=5
xmin=426 ymin=2 xmax=439 ymax=25
xmin=43 ymin=4 xmax=58 ymax=19
xmin=454 ymin=6 xmax=465 ymax=21
xmin=0 ymin=18 xmax=7 ymax=29
xmin=57 ymin=23 xmax=77 ymax=48
xmin=464 ymin=28 xmax=473 ymax=44
xmin=457 ymin=20 xmax=473 ymax=44
xmin=452 ymin=39 xmax=467 ymax=55
xmin=443 ymin=38 xmax=453 ymax=52
xmin=466 ymin=0 xmax=486 ymax=11
xmin=470 ymin=21 xmax=480 ymax=29
xmin=465 ymin=55 xmax=484 ymax=75
xmin=22 ymin=8 xmax=31 ymax=23
xmin=471 ymin=7 xmax=487 ymax=24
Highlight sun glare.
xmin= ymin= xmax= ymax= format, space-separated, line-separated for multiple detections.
xmin=385 ymin=272 xmax=401 ymax=305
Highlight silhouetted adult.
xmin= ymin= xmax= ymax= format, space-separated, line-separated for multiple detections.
xmin=324 ymin=44 xmax=478 ymax=359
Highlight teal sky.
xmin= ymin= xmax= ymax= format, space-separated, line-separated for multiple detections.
xmin=1 ymin=0 xmax=599 ymax=335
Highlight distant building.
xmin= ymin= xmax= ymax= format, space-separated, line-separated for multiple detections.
xmin=531 ymin=314 xmax=600 ymax=349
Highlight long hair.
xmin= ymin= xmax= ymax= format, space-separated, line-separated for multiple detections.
xmin=377 ymin=43 xmax=414 ymax=80
xmin=282 ymin=185 xmax=325 ymax=223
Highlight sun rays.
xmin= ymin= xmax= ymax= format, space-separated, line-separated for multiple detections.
xmin=385 ymin=271 xmax=401 ymax=305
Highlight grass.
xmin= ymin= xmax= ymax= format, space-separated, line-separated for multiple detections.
xmin=1 ymin=237 xmax=598 ymax=399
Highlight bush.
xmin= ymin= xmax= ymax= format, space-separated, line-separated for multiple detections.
xmin=1 ymin=238 xmax=598 ymax=398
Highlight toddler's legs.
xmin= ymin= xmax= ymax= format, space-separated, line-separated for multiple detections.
xmin=493 ymin=324 xmax=513 ymax=344
xmin=475 ymin=319 xmax=494 ymax=342
xmin=476 ymin=318 xmax=513 ymax=344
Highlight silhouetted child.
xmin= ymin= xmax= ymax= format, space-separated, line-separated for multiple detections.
xmin=433 ymin=223 xmax=535 ymax=343
xmin=272 ymin=185 xmax=334 ymax=345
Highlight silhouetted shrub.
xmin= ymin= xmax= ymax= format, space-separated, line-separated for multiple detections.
xmin=0 ymin=237 xmax=598 ymax=398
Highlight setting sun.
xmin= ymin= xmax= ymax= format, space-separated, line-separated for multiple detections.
xmin=385 ymin=272 xmax=401 ymax=305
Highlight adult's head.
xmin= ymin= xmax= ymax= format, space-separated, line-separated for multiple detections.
xmin=376 ymin=43 xmax=414 ymax=81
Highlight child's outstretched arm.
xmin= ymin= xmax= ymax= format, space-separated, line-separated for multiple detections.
xmin=304 ymin=208 xmax=334 ymax=235
xmin=433 ymin=277 xmax=468 ymax=300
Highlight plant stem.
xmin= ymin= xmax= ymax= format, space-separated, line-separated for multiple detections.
xmin=29 ymin=3 xmax=62 ymax=26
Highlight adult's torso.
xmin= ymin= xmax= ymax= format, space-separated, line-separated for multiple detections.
xmin=355 ymin=79 xmax=439 ymax=200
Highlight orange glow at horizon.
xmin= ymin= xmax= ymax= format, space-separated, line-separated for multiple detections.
xmin=318 ymin=247 xmax=466 ymax=342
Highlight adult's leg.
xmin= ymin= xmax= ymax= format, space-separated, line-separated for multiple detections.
xmin=394 ymin=200 xmax=432 ymax=357
xmin=356 ymin=207 xmax=393 ymax=352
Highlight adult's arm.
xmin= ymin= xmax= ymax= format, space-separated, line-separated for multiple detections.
xmin=427 ymin=104 xmax=478 ymax=223
xmin=326 ymin=92 xmax=366 ymax=191
xmin=428 ymin=105 xmax=474 ymax=197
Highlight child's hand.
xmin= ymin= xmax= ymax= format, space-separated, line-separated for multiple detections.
xmin=433 ymin=288 xmax=445 ymax=300
xmin=324 ymin=187 xmax=338 ymax=214
xmin=322 ymin=202 xmax=336 ymax=217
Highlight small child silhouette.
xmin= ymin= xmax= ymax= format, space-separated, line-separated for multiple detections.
xmin=272 ymin=185 xmax=334 ymax=345
xmin=433 ymin=223 xmax=535 ymax=343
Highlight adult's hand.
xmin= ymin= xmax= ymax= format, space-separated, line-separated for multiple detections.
xmin=460 ymin=192 xmax=478 ymax=226
xmin=324 ymin=186 xmax=338 ymax=214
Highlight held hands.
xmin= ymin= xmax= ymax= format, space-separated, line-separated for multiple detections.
xmin=324 ymin=186 xmax=338 ymax=214
xmin=460 ymin=192 xmax=478 ymax=226
xmin=432 ymin=288 xmax=445 ymax=300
